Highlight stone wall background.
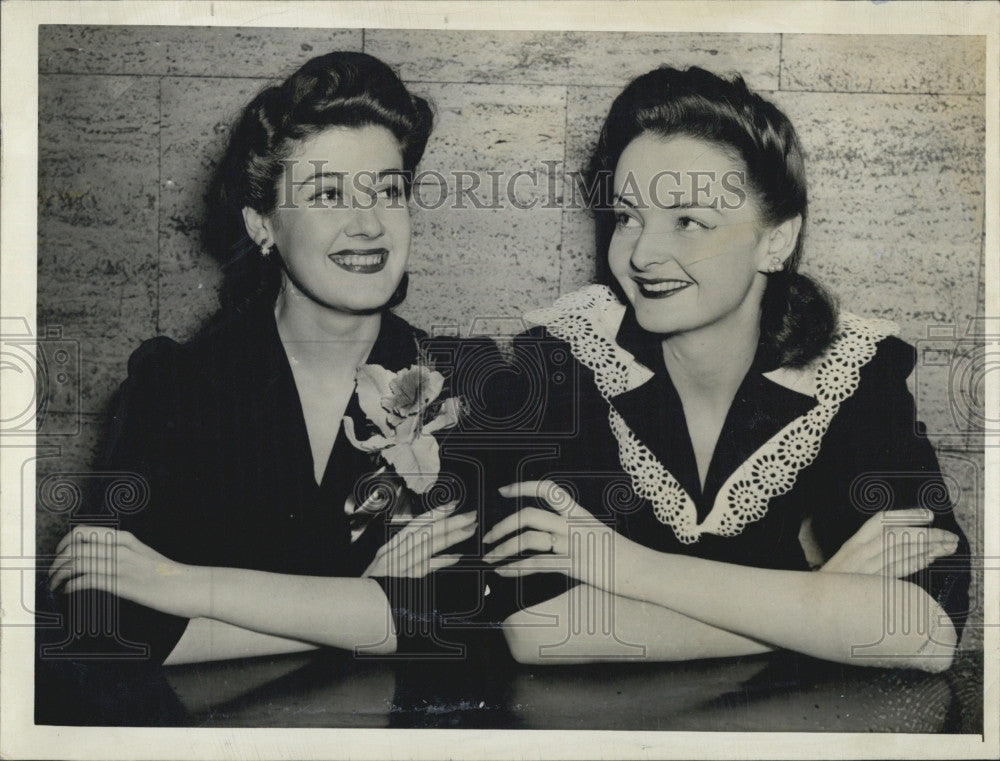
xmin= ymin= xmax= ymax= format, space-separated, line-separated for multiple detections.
xmin=35 ymin=26 xmax=987 ymax=648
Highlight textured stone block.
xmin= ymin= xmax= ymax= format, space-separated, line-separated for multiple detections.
xmin=398 ymin=203 xmax=562 ymax=335
xmin=416 ymin=83 xmax=566 ymax=174
xmin=158 ymin=77 xmax=266 ymax=338
xmin=162 ymin=27 xmax=362 ymax=78
xmin=157 ymin=271 xmax=224 ymax=343
xmin=392 ymin=82 xmax=566 ymax=331
xmin=38 ymin=74 xmax=160 ymax=416
xmin=781 ymin=35 xmax=986 ymax=94
xmin=367 ymin=30 xmax=781 ymax=89
xmin=561 ymin=86 xmax=619 ymax=294
xmin=39 ymin=25 xmax=362 ymax=77
xmin=38 ymin=274 xmax=156 ymax=416
xmin=39 ymin=25 xmax=163 ymax=75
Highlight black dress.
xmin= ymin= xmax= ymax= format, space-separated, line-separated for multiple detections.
xmin=44 ymin=299 xmax=493 ymax=665
xmin=484 ymin=286 xmax=971 ymax=641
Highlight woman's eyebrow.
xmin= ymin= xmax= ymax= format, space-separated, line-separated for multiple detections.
xmin=664 ymin=201 xmax=720 ymax=210
xmin=294 ymin=169 xmax=406 ymax=186
xmin=612 ymin=195 xmax=718 ymax=212
xmin=293 ymin=171 xmax=346 ymax=187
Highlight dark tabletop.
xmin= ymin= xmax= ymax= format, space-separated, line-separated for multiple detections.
xmin=36 ymin=634 xmax=983 ymax=732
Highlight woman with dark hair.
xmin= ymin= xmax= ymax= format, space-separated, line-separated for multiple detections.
xmin=47 ymin=52 xmax=482 ymax=665
xmin=483 ymin=66 xmax=970 ymax=671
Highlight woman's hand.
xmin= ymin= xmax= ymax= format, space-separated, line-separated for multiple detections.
xmin=818 ymin=508 xmax=960 ymax=577
xmin=362 ymin=501 xmax=477 ymax=578
xmin=482 ymin=480 xmax=625 ymax=588
xmin=48 ymin=526 xmax=206 ymax=619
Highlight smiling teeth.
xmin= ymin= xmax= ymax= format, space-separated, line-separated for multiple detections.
xmin=332 ymin=253 xmax=384 ymax=266
xmin=640 ymin=280 xmax=690 ymax=293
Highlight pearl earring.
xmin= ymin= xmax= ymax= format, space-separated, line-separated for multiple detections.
xmin=260 ymin=240 xmax=273 ymax=258
xmin=768 ymin=256 xmax=783 ymax=273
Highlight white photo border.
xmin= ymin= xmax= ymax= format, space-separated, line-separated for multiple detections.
xmin=2 ymin=1 xmax=997 ymax=759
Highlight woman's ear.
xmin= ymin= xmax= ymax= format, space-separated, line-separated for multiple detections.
xmin=242 ymin=206 xmax=272 ymax=248
xmin=757 ymin=215 xmax=802 ymax=273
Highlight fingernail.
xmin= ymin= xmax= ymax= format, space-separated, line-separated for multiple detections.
xmin=498 ymin=485 xmax=513 ymax=496
xmin=440 ymin=502 xmax=458 ymax=514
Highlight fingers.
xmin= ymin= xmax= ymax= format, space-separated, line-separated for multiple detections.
xmin=483 ymin=507 xmax=564 ymax=545
xmin=54 ymin=525 xmax=115 ymax=557
xmin=852 ymin=509 xmax=934 ymax=544
xmin=421 ymin=554 xmax=464 ymax=576
xmin=483 ymin=530 xmax=556 ymax=565
xmin=392 ymin=512 xmax=478 ymax=570
xmin=825 ymin=527 xmax=960 ymax=576
xmin=53 ymin=526 xmax=137 ymax=561
xmin=49 ymin=540 xmax=121 ymax=591
xmin=492 ymin=555 xmax=566 ymax=578
xmin=61 ymin=573 xmax=115 ymax=596
xmin=884 ymin=552 xmax=942 ymax=579
xmin=870 ymin=528 xmax=958 ymax=562
xmin=869 ymin=529 xmax=959 ymax=577
xmin=498 ymin=480 xmax=578 ymax=515
xmin=368 ymin=502 xmax=463 ymax=565
xmin=367 ymin=508 xmax=478 ymax=578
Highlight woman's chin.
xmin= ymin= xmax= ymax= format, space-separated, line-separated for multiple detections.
xmin=632 ymin=303 xmax=688 ymax=336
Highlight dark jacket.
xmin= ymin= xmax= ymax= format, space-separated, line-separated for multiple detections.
xmin=55 ymin=301 xmax=494 ymax=662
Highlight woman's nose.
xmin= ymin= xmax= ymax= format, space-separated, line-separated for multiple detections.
xmin=344 ymin=203 xmax=385 ymax=238
xmin=628 ymin=229 xmax=670 ymax=271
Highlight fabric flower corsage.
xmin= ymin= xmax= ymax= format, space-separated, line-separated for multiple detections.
xmin=343 ymin=362 xmax=463 ymax=495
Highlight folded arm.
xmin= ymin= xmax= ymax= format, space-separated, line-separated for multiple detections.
xmin=487 ymin=483 xmax=958 ymax=672
xmin=51 ymin=504 xmax=477 ymax=663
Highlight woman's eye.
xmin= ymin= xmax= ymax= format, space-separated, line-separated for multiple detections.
xmin=614 ymin=211 xmax=640 ymax=230
xmin=379 ymin=184 xmax=404 ymax=201
xmin=316 ymin=187 xmax=342 ymax=203
xmin=677 ymin=216 xmax=711 ymax=232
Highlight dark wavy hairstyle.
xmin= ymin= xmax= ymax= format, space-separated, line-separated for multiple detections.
xmin=205 ymin=51 xmax=433 ymax=312
xmin=585 ymin=66 xmax=837 ymax=367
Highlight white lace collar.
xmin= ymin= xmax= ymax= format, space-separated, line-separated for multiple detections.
xmin=526 ymin=285 xmax=898 ymax=544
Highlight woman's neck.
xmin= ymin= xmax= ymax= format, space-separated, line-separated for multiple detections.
xmin=661 ymin=304 xmax=761 ymax=408
xmin=273 ymin=287 xmax=382 ymax=374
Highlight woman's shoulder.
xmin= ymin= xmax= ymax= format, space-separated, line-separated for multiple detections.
xmin=513 ymin=285 xmax=624 ymax=359
xmin=764 ymin=312 xmax=912 ymax=403
xmin=120 ymin=305 xmax=270 ymax=393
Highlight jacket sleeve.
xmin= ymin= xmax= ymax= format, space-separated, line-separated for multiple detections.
xmin=59 ymin=337 xmax=191 ymax=664
xmin=476 ymin=328 xmax=583 ymax=626
xmin=807 ymin=335 xmax=972 ymax=640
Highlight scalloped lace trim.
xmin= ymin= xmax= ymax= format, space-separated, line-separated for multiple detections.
xmin=528 ymin=284 xmax=898 ymax=544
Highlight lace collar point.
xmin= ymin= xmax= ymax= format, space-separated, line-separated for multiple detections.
xmin=526 ymin=285 xmax=655 ymax=396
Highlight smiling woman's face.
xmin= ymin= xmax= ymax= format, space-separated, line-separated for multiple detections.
xmin=608 ymin=133 xmax=776 ymax=337
xmin=249 ymin=125 xmax=411 ymax=315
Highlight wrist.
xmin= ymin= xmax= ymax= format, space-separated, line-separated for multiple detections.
xmin=181 ymin=563 xmax=214 ymax=619
xmin=611 ymin=535 xmax=653 ymax=599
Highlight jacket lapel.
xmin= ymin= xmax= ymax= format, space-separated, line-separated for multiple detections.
xmin=604 ymin=307 xmax=821 ymax=517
